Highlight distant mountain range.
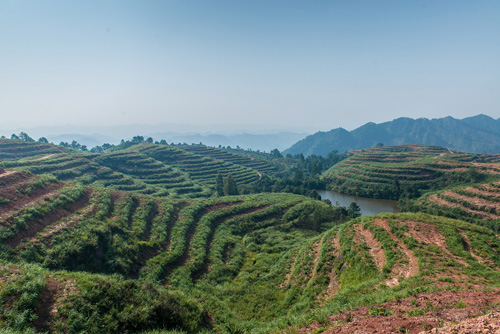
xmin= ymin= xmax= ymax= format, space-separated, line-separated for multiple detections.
xmin=0 ymin=124 xmax=309 ymax=152
xmin=284 ymin=115 xmax=500 ymax=156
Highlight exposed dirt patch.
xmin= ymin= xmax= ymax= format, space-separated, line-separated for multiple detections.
xmin=427 ymin=194 xmax=496 ymax=220
xmin=403 ymin=221 xmax=469 ymax=267
xmin=419 ymin=311 xmax=500 ymax=333
xmin=373 ymin=219 xmax=418 ymax=287
xmin=34 ymin=278 xmax=61 ymax=332
xmin=295 ymin=290 xmax=500 ymax=334
xmin=323 ymin=235 xmax=341 ymax=302
xmin=355 ymin=225 xmax=386 ymax=272
xmin=32 ymin=154 xmax=58 ymax=161
xmin=0 ymin=170 xmax=19 ymax=179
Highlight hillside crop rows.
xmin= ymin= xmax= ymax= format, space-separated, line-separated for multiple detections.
xmin=323 ymin=145 xmax=500 ymax=199
xmin=0 ymin=140 xmax=273 ymax=199
xmin=137 ymin=144 xmax=261 ymax=188
xmin=1 ymin=167 xmax=500 ymax=332
xmin=180 ymin=145 xmax=279 ymax=175
xmin=404 ymin=180 xmax=500 ymax=232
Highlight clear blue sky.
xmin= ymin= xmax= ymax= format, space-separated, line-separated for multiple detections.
xmin=1 ymin=0 xmax=499 ymax=131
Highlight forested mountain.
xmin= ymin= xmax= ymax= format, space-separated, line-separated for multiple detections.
xmin=285 ymin=114 xmax=500 ymax=156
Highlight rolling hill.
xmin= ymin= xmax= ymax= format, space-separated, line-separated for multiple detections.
xmin=0 ymin=139 xmax=288 ymax=199
xmin=285 ymin=114 xmax=500 ymax=156
xmin=322 ymin=144 xmax=500 ymax=200
xmin=1 ymin=167 xmax=500 ymax=332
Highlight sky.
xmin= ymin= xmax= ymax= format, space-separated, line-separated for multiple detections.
xmin=1 ymin=0 xmax=499 ymax=132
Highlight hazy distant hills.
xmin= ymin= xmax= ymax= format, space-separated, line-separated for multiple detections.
xmin=284 ymin=114 xmax=500 ymax=156
xmin=148 ymin=132 xmax=307 ymax=152
xmin=1 ymin=124 xmax=308 ymax=152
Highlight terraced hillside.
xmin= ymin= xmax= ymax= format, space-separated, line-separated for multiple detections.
xmin=0 ymin=168 xmax=344 ymax=332
xmin=1 ymin=168 xmax=500 ymax=333
xmin=136 ymin=143 xmax=261 ymax=188
xmin=180 ymin=144 xmax=280 ymax=175
xmin=290 ymin=213 xmax=500 ymax=333
xmin=323 ymin=144 xmax=500 ymax=199
xmin=403 ymin=180 xmax=500 ymax=232
xmin=0 ymin=139 xmax=273 ymax=198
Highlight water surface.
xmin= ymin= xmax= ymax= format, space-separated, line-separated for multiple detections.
xmin=316 ymin=190 xmax=400 ymax=216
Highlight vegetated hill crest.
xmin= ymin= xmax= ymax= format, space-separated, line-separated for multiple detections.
xmin=1 ymin=167 xmax=500 ymax=332
xmin=285 ymin=114 xmax=500 ymax=156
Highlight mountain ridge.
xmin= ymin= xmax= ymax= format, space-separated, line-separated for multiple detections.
xmin=284 ymin=114 xmax=500 ymax=156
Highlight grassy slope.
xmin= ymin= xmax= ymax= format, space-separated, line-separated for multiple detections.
xmin=1 ymin=169 xmax=500 ymax=333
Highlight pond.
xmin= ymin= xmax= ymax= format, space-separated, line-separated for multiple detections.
xmin=316 ymin=190 xmax=400 ymax=216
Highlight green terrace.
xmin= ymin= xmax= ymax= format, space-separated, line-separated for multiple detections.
xmin=323 ymin=145 xmax=500 ymax=200
xmin=0 ymin=140 xmax=278 ymax=199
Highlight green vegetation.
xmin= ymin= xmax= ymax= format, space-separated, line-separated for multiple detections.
xmin=323 ymin=145 xmax=500 ymax=200
xmin=1 ymin=137 xmax=500 ymax=332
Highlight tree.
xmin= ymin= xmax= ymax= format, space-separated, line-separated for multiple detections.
xmin=270 ymin=149 xmax=282 ymax=159
xmin=19 ymin=132 xmax=34 ymax=142
xmin=132 ymin=136 xmax=144 ymax=143
xmin=215 ymin=174 xmax=224 ymax=196
xmin=375 ymin=143 xmax=384 ymax=147
xmin=71 ymin=140 xmax=81 ymax=150
xmin=37 ymin=137 xmax=49 ymax=143
xmin=347 ymin=202 xmax=361 ymax=218
xmin=10 ymin=134 xmax=19 ymax=140
xmin=223 ymin=173 xmax=239 ymax=196
xmin=102 ymin=143 xmax=113 ymax=151
xmin=292 ymin=169 xmax=304 ymax=185
xmin=90 ymin=146 xmax=104 ymax=153
xmin=146 ymin=137 xmax=153 ymax=143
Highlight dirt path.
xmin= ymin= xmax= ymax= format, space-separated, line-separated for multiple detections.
xmin=307 ymin=239 xmax=323 ymax=285
xmin=0 ymin=170 xmax=18 ymax=178
xmin=324 ymin=235 xmax=341 ymax=301
xmin=355 ymin=225 xmax=386 ymax=271
xmin=32 ymin=154 xmax=58 ymax=161
xmin=373 ymin=219 xmax=418 ymax=287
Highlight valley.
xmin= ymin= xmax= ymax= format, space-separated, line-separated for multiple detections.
xmin=0 ymin=138 xmax=499 ymax=333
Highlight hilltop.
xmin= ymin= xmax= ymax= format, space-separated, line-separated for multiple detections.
xmin=285 ymin=115 xmax=500 ymax=156
xmin=322 ymin=144 xmax=500 ymax=201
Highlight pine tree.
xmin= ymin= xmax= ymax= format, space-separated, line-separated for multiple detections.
xmin=223 ymin=173 xmax=239 ymax=196
xmin=215 ymin=174 xmax=224 ymax=196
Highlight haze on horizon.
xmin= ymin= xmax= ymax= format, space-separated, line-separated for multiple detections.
xmin=1 ymin=0 xmax=499 ymax=132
